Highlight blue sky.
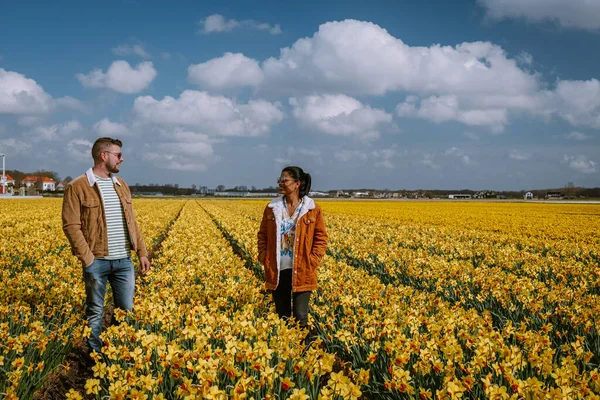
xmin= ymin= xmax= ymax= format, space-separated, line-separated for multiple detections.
xmin=1 ymin=0 xmax=599 ymax=191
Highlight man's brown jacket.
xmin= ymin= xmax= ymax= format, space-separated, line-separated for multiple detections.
xmin=62 ymin=168 xmax=148 ymax=267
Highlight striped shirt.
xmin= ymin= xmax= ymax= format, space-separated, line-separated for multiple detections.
xmin=95 ymin=175 xmax=130 ymax=259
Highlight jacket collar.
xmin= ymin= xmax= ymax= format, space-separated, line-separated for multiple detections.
xmin=268 ymin=195 xmax=315 ymax=220
xmin=86 ymin=167 xmax=122 ymax=187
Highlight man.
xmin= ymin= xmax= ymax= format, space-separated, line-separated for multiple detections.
xmin=62 ymin=137 xmax=151 ymax=354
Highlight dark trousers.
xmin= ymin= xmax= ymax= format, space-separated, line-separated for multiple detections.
xmin=272 ymin=269 xmax=311 ymax=328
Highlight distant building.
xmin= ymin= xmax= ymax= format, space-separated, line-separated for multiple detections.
xmin=546 ymin=192 xmax=563 ymax=200
xmin=334 ymin=190 xmax=351 ymax=198
xmin=473 ymin=190 xmax=497 ymax=199
xmin=1 ymin=173 xmax=15 ymax=194
xmin=448 ymin=194 xmax=472 ymax=199
xmin=21 ymin=176 xmax=56 ymax=191
xmin=524 ymin=191 xmax=533 ymax=200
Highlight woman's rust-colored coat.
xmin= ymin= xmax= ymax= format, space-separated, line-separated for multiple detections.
xmin=257 ymin=196 xmax=328 ymax=292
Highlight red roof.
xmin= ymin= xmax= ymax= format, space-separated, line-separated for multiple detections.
xmin=22 ymin=175 xmax=55 ymax=183
xmin=2 ymin=173 xmax=15 ymax=182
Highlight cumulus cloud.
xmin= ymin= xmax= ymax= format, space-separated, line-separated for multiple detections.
xmin=478 ymin=0 xmax=600 ymax=31
xmin=0 ymin=138 xmax=31 ymax=154
xmin=563 ymin=154 xmax=597 ymax=174
xmin=193 ymin=19 xmax=599 ymax=130
xmin=397 ymin=95 xmax=508 ymax=132
xmin=548 ymin=79 xmax=600 ymax=129
xmin=199 ymin=14 xmax=281 ymax=35
xmin=133 ymin=90 xmax=284 ymax=137
xmin=76 ymin=61 xmax=157 ymax=94
xmin=30 ymin=120 xmax=82 ymax=141
xmin=261 ymin=20 xmax=539 ymax=97
xmin=143 ymin=130 xmax=216 ymax=171
xmin=94 ymin=118 xmax=130 ymax=136
xmin=67 ymin=138 xmax=93 ymax=162
xmin=290 ymin=94 xmax=392 ymax=140
xmin=565 ymin=131 xmax=589 ymax=141
xmin=0 ymin=68 xmax=53 ymax=114
xmin=509 ymin=149 xmax=532 ymax=161
xmin=112 ymin=44 xmax=151 ymax=58
xmin=188 ymin=53 xmax=264 ymax=89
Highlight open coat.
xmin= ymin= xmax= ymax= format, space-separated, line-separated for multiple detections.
xmin=257 ymin=196 xmax=328 ymax=292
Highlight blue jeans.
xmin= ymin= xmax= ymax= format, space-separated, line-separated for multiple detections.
xmin=83 ymin=257 xmax=135 ymax=352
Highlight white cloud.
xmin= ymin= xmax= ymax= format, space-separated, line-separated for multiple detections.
xmin=199 ymin=14 xmax=281 ymax=35
xmin=194 ymin=20 xmax=599 ymax=130
xmin=509 ymin=150 xmax=532 ymax=161
xmin=76 ymin=61 xmax=157 ymax=94
xmin=30 ymin=120 xmax=82 ymax=141
xmin=565 ymin=131 xmax=589 ymax=141
xmin=261 ymin=20 xmax=539 ymax=97
xmin=548 ymin=79 xmax=600 ymax=129
xmin=0 ymin=138 xmax=31 ymax=154
xmin=67 ymin=138 xmax=93 ymax=162
xmin=133 ymin=90 xmax=284 ymax=137
xmin=290 ymin=94 xmax=392 ymax=140
xmin=188 ymin=53 xmax=264 ymax=89
xmin=563 ymin=154 xmax=597 ymax=174
xmin=478 ymin=0 xmax=600 ymax=31
xmin=0 ymin=68 xmax=53 ymax=114
xmin=398 ymin=95 xmax=508 ymax=131
xmin=143 ymin=130 xmax=215 ymax=171
xmin=333 ymin=149 xmax=368 ymax=163
xmin=94 ymin=118 xmax=130 ymax=136
xmin=113 ymin=44 xmax=151 ymax=58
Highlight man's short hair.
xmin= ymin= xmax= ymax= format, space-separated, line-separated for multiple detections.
xmin=92 ymin=137 xmax=122 ymax=161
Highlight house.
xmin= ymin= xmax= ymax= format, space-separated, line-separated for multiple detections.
xmin=473 ymin=190 xmax=497 ymax=199
xmin=546 ymin=192 xmax=563 ymax=200
xmin=1 ymin=173 xmax=15 ymax=194
xmin=21 ymin=176 xmax=56 ymax=191
xmin=448 ymin=194 xmax=472 ymax=199
xmin=524 ymin=191 xmax=533 ymax=200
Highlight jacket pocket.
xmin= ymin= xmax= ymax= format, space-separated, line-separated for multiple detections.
xmin=82 ymin=199 xmax=99 ymax=242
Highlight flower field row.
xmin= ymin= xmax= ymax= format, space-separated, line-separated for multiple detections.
xmin=81 ymin=200 xmax=342 ymax=399
xmin=0 ymin=198 xmax=184 ymax=399
xmin=3 ymin=198 xmax=600 ymax=398
xmin=201 ymin=199 xmax=600 ymax=399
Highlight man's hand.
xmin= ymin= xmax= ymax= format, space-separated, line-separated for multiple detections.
xmin=139 ymin=256 xmax=151 ymax=275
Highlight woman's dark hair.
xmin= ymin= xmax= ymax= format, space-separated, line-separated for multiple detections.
xmin=282 ymin=166 xmax=312 ymax=198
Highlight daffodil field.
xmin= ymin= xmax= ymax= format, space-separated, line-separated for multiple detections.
xmin=2 ymin=199 xmax=600 ymax=399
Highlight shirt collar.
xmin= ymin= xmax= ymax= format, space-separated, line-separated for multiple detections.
xmin=86 ymin=167 xmax=121 ymax=187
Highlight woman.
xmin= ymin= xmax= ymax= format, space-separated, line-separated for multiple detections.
xmin=257 ymin=166 xmax=328 ymax=328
